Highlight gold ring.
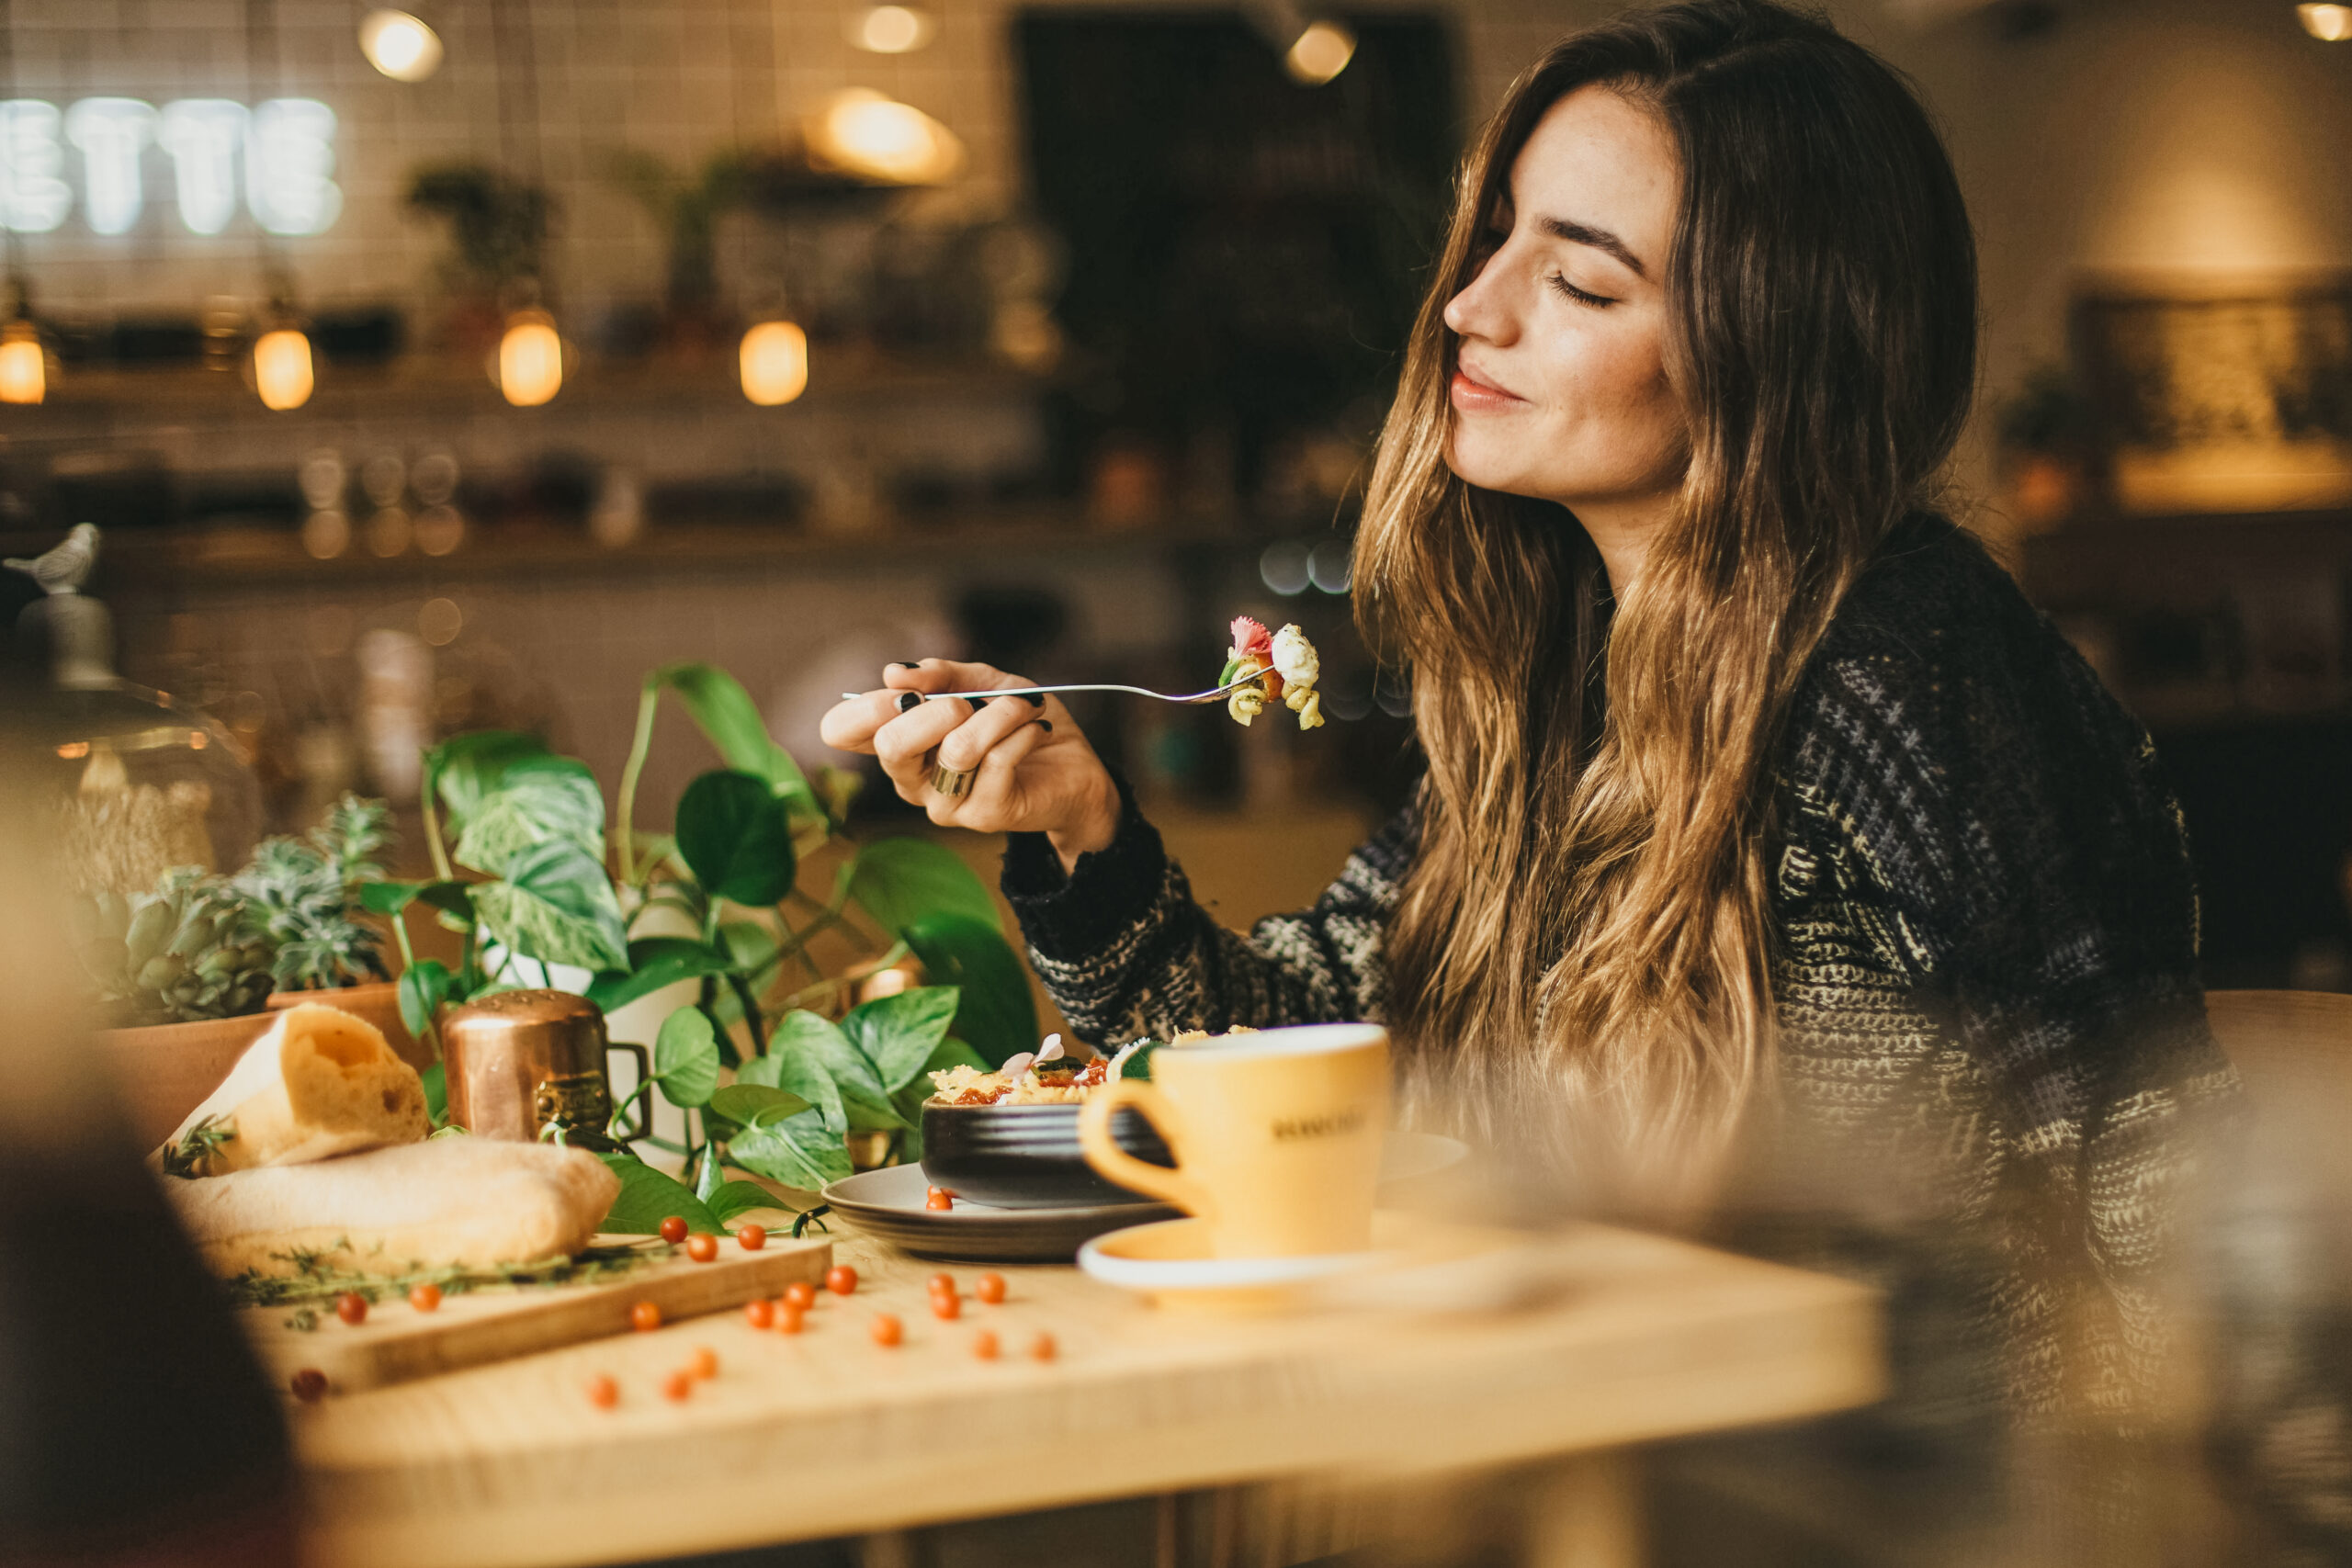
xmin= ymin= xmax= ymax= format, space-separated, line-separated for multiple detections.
xmin=931 ymin=761 xmax=976 ymax=799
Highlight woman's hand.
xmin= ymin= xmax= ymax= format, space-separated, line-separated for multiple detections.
xmin=819 ymin=660 xmax=1119 ymax=874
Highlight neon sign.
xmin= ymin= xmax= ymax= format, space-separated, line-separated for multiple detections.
xmin=1 ymin=97 xmax=338 ymax=237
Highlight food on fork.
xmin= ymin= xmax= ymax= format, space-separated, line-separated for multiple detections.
xmin=927 ymin=1026 xmax=1254 ymax=1106
xmin=1220 ymin=616 xmax=1324 ymax=730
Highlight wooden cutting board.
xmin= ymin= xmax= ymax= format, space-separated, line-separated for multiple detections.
xmin=243 ymin=1233 xmax=831 ymax=1397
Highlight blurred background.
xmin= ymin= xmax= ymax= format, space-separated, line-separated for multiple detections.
xmin=0 ymin=0 xmax=2346 ymax=983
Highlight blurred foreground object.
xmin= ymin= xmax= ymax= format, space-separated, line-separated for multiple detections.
xmin=357 ymin=9 xmax=444 ymax=80
xmin=0 ymin=682 xmax=299 ymax=1567
xmin=2300 ymin=3 xmax=2351 ymax=39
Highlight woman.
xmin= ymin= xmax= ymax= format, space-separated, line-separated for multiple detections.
xmin=822 ymin=0 xmax=2232 ymax=1441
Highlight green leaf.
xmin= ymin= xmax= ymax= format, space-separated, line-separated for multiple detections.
xmin=594 ymin=1152 xmax=720 ymax=1235
xmin=737 ymin=1040 xmax=848 ymax=1137
xmin=585 ymin=936 xmax=737 ymax=1014
xmin=845 ymin=839 xmax=1000 ymax=937
xmin=420 ymin=1060 xmax=447 ymax=1125
xmin=674 ymin=770 xmax=797 ymax=907
xmin=694 ymin=1144 xmax=724 ymax=1204
xmin=1119 ymin=1040 xmax=1166 ymax=1081
xmin=453 ymin=756 xmax=606 ymax=877
xmin=842 ymin=986 xmax=962 ymax=1093
xmin=398 ymin=959 xmax=452 ymax=1040
xmin=705 ymin=1179 xmax=785 ymax=1224
xmin=426 ymin=730 xmax=552 ymax=828
xmin=472 ymin=839 xmax=629 ymax=972
xmin=653 ymin=1006 xmax=721 ymax=1109
xmin=708 ymin=1083 xmax=812 ymax=1127
xmin=904 ymin=913 xmax=1039 ymax=1067
xmin=718 ymin=919 xmax=780 ymax=976
xmin=727 ymin=1110 xmax=853 ymax=1191
xmin=646 ymin=663 xmax=812 ymax=805
xmin=925 ymin=1035 xmax=991 ymax=1077
xmin=766 ymin=1009 xmax=903 ymax=1131
xmin=363 ymin=879 xmax=475 ymax=920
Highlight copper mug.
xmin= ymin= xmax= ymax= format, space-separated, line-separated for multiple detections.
xmin=437 ymin=988 xmax=650 ymax=1146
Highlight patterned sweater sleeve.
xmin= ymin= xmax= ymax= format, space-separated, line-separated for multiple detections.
xmin=998 ymin=778 xmax=1419 ymax=1047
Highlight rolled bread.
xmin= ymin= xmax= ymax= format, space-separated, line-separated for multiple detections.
xmin=164 ymin=1002 xmax=427 ymax=1176
xmin=164 ymin=1136 xmax=621 ymax=1277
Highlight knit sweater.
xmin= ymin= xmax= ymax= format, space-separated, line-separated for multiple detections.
xmin=1001 ymin=515 xmax=2239 ymax=1428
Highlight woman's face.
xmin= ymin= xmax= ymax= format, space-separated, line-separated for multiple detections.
xmin=1442 ymin=86 xmax=1687 ymax=528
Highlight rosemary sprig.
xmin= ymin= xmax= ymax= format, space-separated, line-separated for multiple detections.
xmin=224 ymin=1241 xmax=660 ymax=1310
xmin=160 ymin=1115 xmax=236 ymax=1179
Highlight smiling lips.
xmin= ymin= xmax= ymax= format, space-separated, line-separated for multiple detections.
xmin=1450 ymin=360 xmax=1528 ymax=412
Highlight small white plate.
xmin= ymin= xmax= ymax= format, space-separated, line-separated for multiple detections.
xmin=1078 ymin=1211 xmax=1423 ymax=1312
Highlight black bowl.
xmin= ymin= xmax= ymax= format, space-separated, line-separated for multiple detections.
xmin=919 ymin=1100 xmax=1175 ymax=1209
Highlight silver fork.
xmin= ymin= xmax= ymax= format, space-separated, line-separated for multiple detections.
xmin=841 ymin=676 xmax=1261 ymax=706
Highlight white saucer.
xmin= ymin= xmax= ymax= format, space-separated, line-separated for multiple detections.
xmin=1078 ymin=1211 xmax=1422 ymax=1313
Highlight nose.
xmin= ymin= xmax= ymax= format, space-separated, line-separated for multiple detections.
xmin=1442 ymin=243 xmax=1519 ymax=347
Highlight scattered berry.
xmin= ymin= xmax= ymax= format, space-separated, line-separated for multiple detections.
xmin=925 ymin=1187 xmax=954 ymax=1212
xmin=784 ymin=1281 xmax=818 ymax=1311
xmin=335 ymin=1292 xmax=368 ymax=1326
xmin=743 ymin=1299 xmax=775 ymax=1329
xmin=777 ymin=1303 xmax=806 ymax=1335
xmin=736 ymin=1224 xmax=767 ymax=1251
xmin=826 ymin=1265 xmax=858 ymax=1296
xmin=687 ymin=1346 xmax=719 ymax=1380
xmin=1029 ymin=1331 xmax=1057 ymax=1362
xmin=630 ymin=1300 xmax=662 ymax=1333
xmin=584 ymin=1373 xmax=618 ymax=1410
xmin=685 ymin=1233 xmax=718 ymax=1263
xmin=660 ymin=1215 xmax=688 ymax=1245
xmin=870 ymin=1313 xmax=903 ymax=1348
xmin=931 ymin=1291 xmax=961 ymax=1320
xmin=662 ymin=1370 xmax=694 ymax=1402
xmin=972 ymin=1330 xmax=1000 ymax=1361
xmin=927 ymin=1272 xmax=956 ymax=1298
xmin=408 ymin=1282 xmax=443 ymax=1313
xmin=976 ymin=1272 xmax=1007 ymax=1305
xmin=289 ymin=1368 xmax=328 ymax=1403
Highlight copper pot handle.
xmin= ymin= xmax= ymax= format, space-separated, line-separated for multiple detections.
xmin=607 ymin=1042 xmax=654 ymax=1143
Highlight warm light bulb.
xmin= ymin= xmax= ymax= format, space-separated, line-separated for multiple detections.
xmin=849 ymin=5 xmax=936 ymax=53
xmin=497 ymin=310 xmax=563 ymax=406
xmin=253 ymin=328 xmax=314 ymax=411
xmin=1285 ymin=20 xmax=1356 ymax=85
xmin=808 ymin=89 xmax=964 ymax=185
xmin=359 ymin=10 xmax=445 ymax=81
xmin=2301 ymin=3 xmax=2352 ymax=39
xmin=740 ymin=320 xmax=809 ymax=406
xmin=0 ymin=321 xmax=44 ymax=404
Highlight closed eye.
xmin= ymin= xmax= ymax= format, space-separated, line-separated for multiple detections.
xmin=1548 ymin=273 xmax=1614 ymax=309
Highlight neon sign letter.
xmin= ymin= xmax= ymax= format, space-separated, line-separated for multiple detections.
xmin=247 ymin=98 xmax=339 ymax=237
xmin=0 ymin=101 xmax=70 ymax=233
xmin=63 ymin=97 xmax=157 ymax=236
xmin=159 ymin=99 xmax=248 ymax=236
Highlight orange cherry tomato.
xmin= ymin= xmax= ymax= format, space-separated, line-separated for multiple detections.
xmin=736 ymin=1224 xmax=766 ymax=1251
xmin=971 ymin=1330 xmax=1000 ymax=1361
xmin=826 ymin=1265 xmax=858 ymax=1296
xmin=685 ymin=1233 xmax=718 ymax=1263
xmin=784 ymin=1281 xmax=817 ymax=1311
xmin=743 ymin=1299 xmax=775 ymax=1329
xmin=630 ymin=1300 xmax=662 ymax=1333
xmin=1028 ymin=1331 xmax=1057 ymax=1362
xmin=925 ymin=1189 xmax=954 ymax=1211
xmin=659 ymin=1215 xmax=688 ymax=1245
xmin=584 ymin=1373 xmax=619 ymax=1410
xmin=870 ymin=1313 xmax=902 ymax=1348
xmin=662 ymin=1370 xmax=694 ymax=1402
xmin=687 ymin=1345 xmax=719 ymax=1380
xmin=289 ymin=1368 xmax=328 ymax=1402
xmin=408 ymin=1282 xmax=443 ymax=1313
xmin=926 ymin=1272 xmax=956 ymax=1296
xmin=976 ymin=1272 xmax=1007 ymax=1305
xmin=777 ymin=1303 xmax=806 ymax=1335
xmin=931 ymin=1291 xmax=961 ymax=1320
xmin=335 ymin=1292 xmax=368 ymax=1326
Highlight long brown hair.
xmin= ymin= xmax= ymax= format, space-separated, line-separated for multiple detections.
xmin=1358 ymin=0 xmax=1977 ymax=1188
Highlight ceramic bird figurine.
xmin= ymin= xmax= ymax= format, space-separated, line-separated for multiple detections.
xmin=5 ymin=522 xmax=99 ymax=595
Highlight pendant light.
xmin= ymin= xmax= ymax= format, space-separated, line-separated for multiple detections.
xmin=0 ymin=3 xmax=41 ymax=402
xmin=252 ymin=323 xmax=313 ymax=410
xmin=740 ymin=319 xmax=808 ymax=405
xmin=358 ymin=9 xmax=444 ymax=80
xmin=497 ymin=306 xmax=562 ymax=406
xmin=487 ymin=2 xmax=561 ymax=406
xmin=2301 ymin=3 xmax=2352 ymax=39
xmin=246 ymin=3 xmax=312 ymax=410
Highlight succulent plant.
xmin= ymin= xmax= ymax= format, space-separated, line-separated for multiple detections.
xmin=232 ymin=794 xmax=395 ymax=993
xmin=77 ymin=867 xmax=280 ymax=1026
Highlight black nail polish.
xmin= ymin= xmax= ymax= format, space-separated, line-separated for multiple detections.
xmin=964 ymin=697 xmax=984 ymax=714
xmin=893 ymin=659 xmax=924 ymax=668
xmin=1023 ymin=692 xmax=1046 ymax=707
xmin=896 ymin=692 xmax=922 ymax=713
xmin=1036 ymin=719 xmax=1054 ymax=734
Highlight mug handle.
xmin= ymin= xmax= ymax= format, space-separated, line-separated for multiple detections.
xmin=605 ymin=1042 xmax=655 ymax=1142
xmin=1079 ymin=1078 xmax=1213 ymax=1217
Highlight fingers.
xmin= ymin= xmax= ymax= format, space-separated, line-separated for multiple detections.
xmin=935 ymin=693 xmax=1050 ymax=773
xmin=939 ymin=716 xmax=1054 ymax=826
xmin=819 ymin=688 xmax=907 ymax=753
xmin=885 ymin=657 xmax=1018 ymax=697
xmin=872 ymin=695 xmax=974 ymax=801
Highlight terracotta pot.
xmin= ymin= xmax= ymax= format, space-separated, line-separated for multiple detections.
xmin=266 ymin=981 xmax=426 ymax=1072
xmin=98 ymin=1011 xmax=279 ymax=1153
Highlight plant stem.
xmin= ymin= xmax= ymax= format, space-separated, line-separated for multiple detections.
xmin=615 ymin=682 xmax=662 ymax=886
xmin=728 ymin=972 xmax=767 ymax=1055
xmin=421 ymin=772 xmax=452 ymax=883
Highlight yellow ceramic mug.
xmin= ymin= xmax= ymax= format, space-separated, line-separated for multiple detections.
xmin=1077 ymin=1022 xmax=1391 ymax=1258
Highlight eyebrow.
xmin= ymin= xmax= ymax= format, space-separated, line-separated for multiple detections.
xmin=1533 ymin=214 xmax=1648 ymax=280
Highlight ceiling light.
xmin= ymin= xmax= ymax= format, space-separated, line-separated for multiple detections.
xmin=740 ymin=320 xmax=809 ymax=406
xmin=495 ymin=309 xmax=562 ymax=406
xmin=253 ymin=327 xmax=314 ymax=411
xmin=359 ymin=10 xmax=445 ymax=82
xmin=806 ymin=89 xmax=965 ymax=185
xmin=849 ymin=5 xmax=936 ymax=53
xmin=1285 ymin=20 xmax=1356 ymax=85
xmin=0 ymin=318 xmax=45 ymax=404
xmin=2301 ymin=3 xmax=2352 ymax=39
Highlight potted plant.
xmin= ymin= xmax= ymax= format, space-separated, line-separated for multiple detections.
xmin=366 ymin=661 xmax=1041 ymax=1233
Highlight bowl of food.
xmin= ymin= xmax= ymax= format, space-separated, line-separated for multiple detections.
xmin=919 ymin=1034 xmax=1176 ymax=1209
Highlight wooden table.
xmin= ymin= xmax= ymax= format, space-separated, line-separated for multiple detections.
xmin=295 ymin=1224 xmax=1880 ymax=1568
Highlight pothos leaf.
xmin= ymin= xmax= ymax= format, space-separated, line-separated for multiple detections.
xmin=397 ymin=959 xmax=451 ymax=1041
xmin=904 ymin=912 xmax=1038 ymax=1067
xmin=841 ymin=986 xmax=962 ymax=1094
xmin=843 ymin=838 xmax=1000 ymax=937
xmin=727 ymin=1111 xmax=853 ymax=1192
xmin=736 ymin=1038 xmax=849 ymax=1138
xmin=472 ymin=838 xmax=628 ymax=972
xmin=707 ymin=1083 xmax=812 ymax=1127
xmin=594 ymin=1152 xmax=720 ymax=1235
xmin=704 ymin=1179 xmax=786 ymax=1224
xmin=453 ymin=756 xmax=606 ymax=878
xmin=585 ymin=936 xmax=736 ymax=1014
xmin=653 ymin=1006 xmax=720 ymax=1109
xmin=674 ymin=770 xmax=797 ymax=907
